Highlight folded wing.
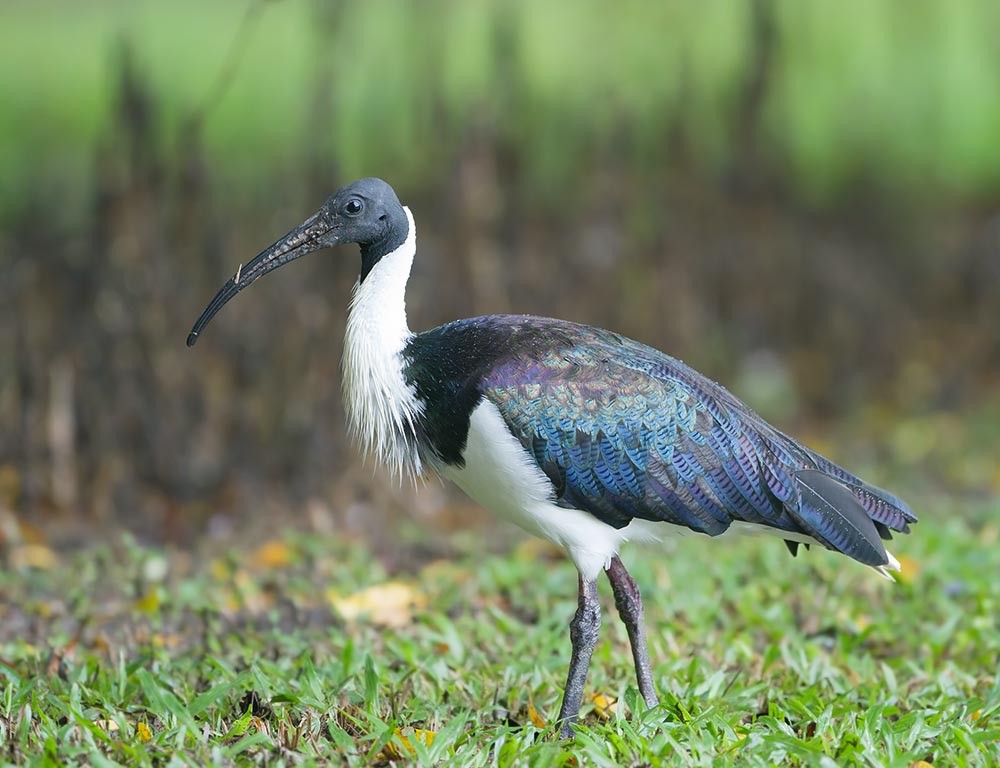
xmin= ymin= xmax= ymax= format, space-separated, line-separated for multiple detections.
xmin=481 ymin=320 xmax=916 ymax=569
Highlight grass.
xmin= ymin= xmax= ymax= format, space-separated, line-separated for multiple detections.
xmin=1 ymin=502 xmax=998 ymax=766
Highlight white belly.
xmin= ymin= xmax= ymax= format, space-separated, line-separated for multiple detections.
xmin=437 ymin=401 xmax=900 ymax=582
xmin=441 ymin=401 xmax=663 ymax=579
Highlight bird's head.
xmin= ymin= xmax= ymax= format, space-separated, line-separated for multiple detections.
xmin=186 ymin=177 xmax=408 ymax=347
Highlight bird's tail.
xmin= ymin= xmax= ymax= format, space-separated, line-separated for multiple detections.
xmin=778 ymin=448 xmax=917 ymax=579
xmin=802 ymin=448 xmax=917 ymax=536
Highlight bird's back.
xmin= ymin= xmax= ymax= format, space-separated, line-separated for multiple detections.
xmin=403 ymin=315 xmax=916 ymax=570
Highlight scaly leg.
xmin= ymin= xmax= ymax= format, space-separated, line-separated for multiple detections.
xmin=556 ymin=574 xmax=601 ymax=738
xmin=605 ymin=555 xmax=658 ymax=708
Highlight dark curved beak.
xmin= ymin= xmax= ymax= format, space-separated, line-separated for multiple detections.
xmin=186 ymin=210 xmax=337 ymax=347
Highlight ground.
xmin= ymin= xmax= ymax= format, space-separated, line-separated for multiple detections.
xmin=1 ymin=498 xmax=997 ymax=767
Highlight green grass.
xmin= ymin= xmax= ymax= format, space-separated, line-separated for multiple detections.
xmin=2 ymin=504 xmax=998 ymax=766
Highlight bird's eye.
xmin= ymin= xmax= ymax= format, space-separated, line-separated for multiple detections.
xmin=344 ymin=198 xmax=363 ymax=216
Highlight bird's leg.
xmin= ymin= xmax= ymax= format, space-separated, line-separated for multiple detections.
xmin=557 ymin=574 xmax=601 ymax=738
xmin=605 ymin=555 xmax=658 ymax=709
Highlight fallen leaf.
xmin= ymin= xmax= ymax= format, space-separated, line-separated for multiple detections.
xmin=328 ymin=581 xmax=427 ymax=628
xmin=92 ymin=634 xmax=112 ymax=654
xmin=381 ymin=727 xmax=436 ymax=759
xmin=528 ymin=700 xmax=546 ymax=728
xmin=254 ymin=540 xmax=292 ymax=569
xmin=94 ymin=719 xmax=119 ymax=733
xmin=217 ymin=596 xmax=236 ymax=615
xmin=10 ymin=544 xmax=57 ymax=570
xmin=896 ymin=555 xmax=921 ymax=583
xmin=210 ymin=558 xmax=230 ymax=582
xmin=32 ymin=601 xmax=57 ymax=619
xmin=133 ymin=588 xmax=160 ymax=614
xmin=419 ymin=559 xmax=470 ymax=582
xmin=513 ymin=538 xmax=563 ymax=562
xmin=0 ymin=464 xmax=20 ymax=510
xmin=980 ymin=524 xmax=999 ymax=546
xmin=590 ymin=693 xmax=617 ymax=720
xmin=250 ymin=716 xmax=270 ymax=737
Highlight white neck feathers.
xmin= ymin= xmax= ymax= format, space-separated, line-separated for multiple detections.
xmin=342 ymin=207 xmax=423 ymax=478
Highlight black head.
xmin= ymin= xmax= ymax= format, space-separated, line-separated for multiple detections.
xmin=186 ymin=177 xmax=408 ymax=346
xmin=326 ymin=178 xmax=410 ymax=279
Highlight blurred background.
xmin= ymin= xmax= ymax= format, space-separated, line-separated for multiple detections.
xmin=2 ymin=0 xmax=998 ymax=561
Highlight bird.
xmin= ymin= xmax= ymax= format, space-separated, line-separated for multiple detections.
xmin=187 ymin=177 xmax=917 ymax=737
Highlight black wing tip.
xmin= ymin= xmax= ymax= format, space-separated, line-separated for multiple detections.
xmin=186 ymin=331 xmax=199 ymax=347
xmin=784 ymin=540 xmax=811 ymax=557
xmin=792 ymin=469 xmax=889 ymax=567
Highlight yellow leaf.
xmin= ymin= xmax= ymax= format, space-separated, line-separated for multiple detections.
xmin=328 ymin=581 xmax=427 ymax=628
xmin=136 ymin=721 xmax=152 ymax=742
xmin=10 ymin=544 xmax=57 ymax=570
xmin=0 ymin=463 xmax=20 ymax=508
xmin=382 ymin=727 xmax=436 ymax=759
xmin=909 ymin=762 xmax=934 ymax=768
xmin=209 ymin=558 xmax=230 ymax=581
xmin=151 ymin=633 xmax=181 ymax=649
xmin=979 ymin=524 xmax=999 ymax=546
xmin=254 ymin=540 xmax=292 ymax=569
xmin=419 ymin=559 xmax=471 ymax=582
xmin=514 ymin=538 xmax=563 ymax=562
xmin=590 ymin=693 xmax=617 ymax=720
xmin=895 ymin=555 xmax=921 ymax=583
xmin=134 ymin=588 xmax=160 ymax=614
xmin=528 ymin=701 xmax=546 ymax=728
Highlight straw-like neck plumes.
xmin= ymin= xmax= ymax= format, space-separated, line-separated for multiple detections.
xmin=342 ymin=207 xmax=423 ymax=478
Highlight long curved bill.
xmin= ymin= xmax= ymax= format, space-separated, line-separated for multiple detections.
xmin=186 ymin=211 xmax=336 ymax=347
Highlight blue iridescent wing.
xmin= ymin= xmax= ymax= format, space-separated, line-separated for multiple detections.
xmin=477 ymin=317 xmax=915 ymax=566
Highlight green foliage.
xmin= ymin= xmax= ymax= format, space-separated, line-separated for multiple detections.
xmin=2 ymin=0 xmax=1000 ymax=209
xmin=2 ymin=506 xmax=997 ymax=766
